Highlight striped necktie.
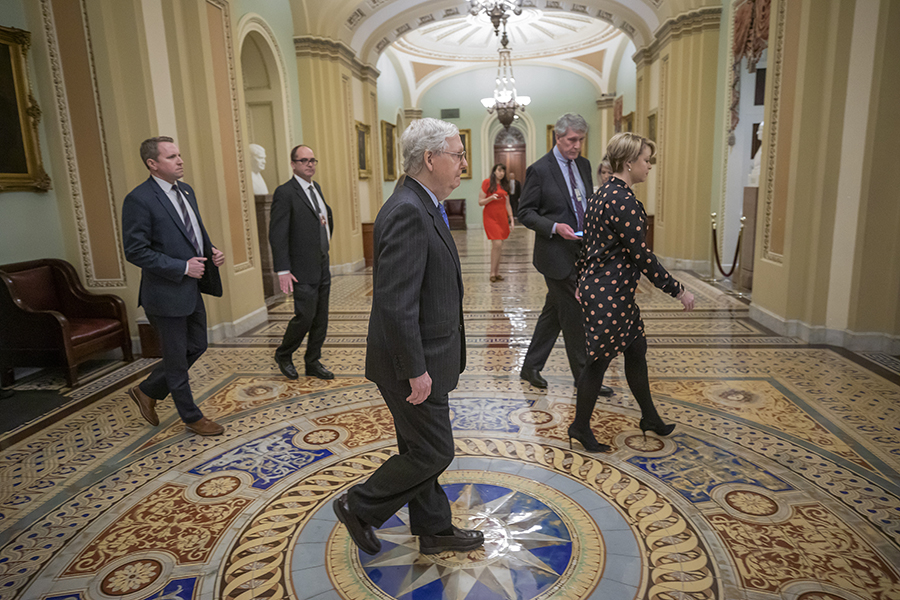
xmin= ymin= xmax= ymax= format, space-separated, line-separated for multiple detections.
xmin=172 ymin=184 xmax=202 ymax=255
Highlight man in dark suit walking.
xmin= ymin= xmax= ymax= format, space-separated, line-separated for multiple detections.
xmin=333 ymin=118 xmax=483 ymax=556
xmin=507 ymin=170 xmax=521 ymax=217
xmin=268 ymin=145 xmax=334 ymax=381
xmin=122 ymin=136 xmax=226 ymax=436
xmin=517 ymin=113 xmax=612 ymax=395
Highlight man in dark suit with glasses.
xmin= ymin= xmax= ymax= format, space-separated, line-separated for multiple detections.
xmin=269 ymin=145 xmax=335 ymax=381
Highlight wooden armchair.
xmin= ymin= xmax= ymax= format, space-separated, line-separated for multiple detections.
xmin=0 ymin=258 xmax=133 ymax=388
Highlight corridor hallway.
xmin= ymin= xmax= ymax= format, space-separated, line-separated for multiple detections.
xmin=2 ymin=226 xmax=899 ymax=600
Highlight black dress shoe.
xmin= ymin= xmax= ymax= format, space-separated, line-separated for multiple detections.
xmin=419 ymin=526 xmax=485 ymax=555
xmin=333 ymin=493 xmax=381 ymax=555
xmin=275 ymin=356 xmax=298 ymax=380
xmin=599 ymin=385 xmax=614 ymax=396
xmin=305 ymin=361 xmax=334 ymax=380
xmin=520 ymin=367 xmax=548 ymax=389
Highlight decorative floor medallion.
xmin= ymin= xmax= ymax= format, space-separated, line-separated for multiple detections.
xmin=327 ymin=470 xmax=603 ymax=600
xmin=3 ymin=229 xmax=900 ymax=600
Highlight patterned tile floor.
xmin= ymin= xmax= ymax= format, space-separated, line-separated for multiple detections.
xmin=2 ymin=227 xmax=899 ymax=600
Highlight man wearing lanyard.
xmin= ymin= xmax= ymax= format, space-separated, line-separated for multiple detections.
xmin=517 ymin=113 xmax=613 ymax=396
xmin=269 ymin=145 xmax=335 ymax=381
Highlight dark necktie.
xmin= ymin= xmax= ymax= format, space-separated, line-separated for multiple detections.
xmin=172 ymin=184 xmax=202 ymax=255
xmin=307 ymin=185 xmax=329 ymax=254
xmin=566 ymin=160 xmax=585 ymax=231
xmin=437 ymin=202 xmax=450 ymax=229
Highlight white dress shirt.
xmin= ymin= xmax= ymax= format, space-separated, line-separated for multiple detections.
xmin=153 ymin=175 xmax=202 ymax=274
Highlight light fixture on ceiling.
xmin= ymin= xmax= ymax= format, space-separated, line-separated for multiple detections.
xmin=480 ymin=45 xmax=531 ymax=129
xmin=472 ymin=1 xmax=530 ymax=129
xmin=468 ymin=1 xmax=523 ymax=42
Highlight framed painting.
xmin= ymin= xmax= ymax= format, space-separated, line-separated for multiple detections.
xmin=623 ymin=111 xmax=635 ymax=133
xmin=356 ymin=121 xmax=371 ymax=179
xmin=647 ymin=110 xmax=658 ymax=142
xmin=458 ymin=128 xmax=472 ymax=179
xmin=613 ymin=96 xmax=623 ymax=133
xmin=381 ymin=120 xmax=397 ymax=181
xmin=0 ymin=25 xmax=50 ymax=192
xmin=547 ymin=124 xmax=588 ymax=157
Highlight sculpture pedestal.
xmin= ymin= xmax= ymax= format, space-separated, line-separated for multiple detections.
xmin=254 ymin=194 xmax=279 ymax=300
xmin=741 ymin=187 xmax=758 ymax=291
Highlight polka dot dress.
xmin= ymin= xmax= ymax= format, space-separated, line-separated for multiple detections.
xmin=577 ymin=176 xmax=684 ymax=362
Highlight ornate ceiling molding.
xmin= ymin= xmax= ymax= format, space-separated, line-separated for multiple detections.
xmin=294 ymin=36 xmax=380 ymax=85
xmin=634 ymin=6 xmax=722 ymax=67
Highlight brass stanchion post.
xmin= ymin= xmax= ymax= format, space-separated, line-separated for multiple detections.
xmin=731 ymin=216 xmax=746 ymax=298
xmin=706 ymin=212 xmax=720 ymax=282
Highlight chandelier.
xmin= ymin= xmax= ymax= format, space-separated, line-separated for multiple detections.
xmin=468 ymin=1 xmax=523 ymax=40
xmin=471 ymin=1 xmax=530 ymax=129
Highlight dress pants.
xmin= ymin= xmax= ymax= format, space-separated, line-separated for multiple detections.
xmin=276 ymin=258 xmax=330 ymax=365
xmin=347 ymin=381 xmax=454 ymax=536
xmin=522 ymin=273 xmax=587 ymax=380
xmin=141 ymin=287 xmax=207 ymax=424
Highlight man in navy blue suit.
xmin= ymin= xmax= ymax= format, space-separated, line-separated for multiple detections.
xmin=121 ymin=136 xmax=226 ymax=436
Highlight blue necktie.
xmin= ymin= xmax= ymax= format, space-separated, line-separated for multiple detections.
xmin=437 ymin=202 xmax=450 ymax=229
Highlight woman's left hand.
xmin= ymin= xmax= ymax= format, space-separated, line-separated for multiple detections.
xmin=678 ymin=290 xmax=695 ymax=311
xmin=508 ymin=217 xmax=515 ymax=230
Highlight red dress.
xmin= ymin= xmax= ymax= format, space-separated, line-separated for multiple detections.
xmin=481 ymin=179 xmax=510 ymax=240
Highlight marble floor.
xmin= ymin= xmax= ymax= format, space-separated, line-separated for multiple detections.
xmin=2 ymin=227 xmax=899 ymax=600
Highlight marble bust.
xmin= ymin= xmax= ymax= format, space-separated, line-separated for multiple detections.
xmin=250 ymin=143 xmax=269 ymax=195
xmin=747 ymin=121 xmax=764 ymax=188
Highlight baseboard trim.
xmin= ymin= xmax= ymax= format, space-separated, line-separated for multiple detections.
xmin=331 ymin=259 xmax=366 ymax=275
xmin=657 ymin=255 xmax=712 ymax=277
xmin=749 ymin=304 xmax=900 ymax=353
xmin=209 ymin=305 xmax=269 ymax=343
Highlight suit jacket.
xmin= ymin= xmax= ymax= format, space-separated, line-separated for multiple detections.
xmin=365 ymin=177 xmax=466 ymax=396
xmin=122 ymin=177 xmax=220 ymax=317
xmin=508 ymin=179 xmax=521 ymax=204
xmin=269 ymin=177 xmax=334 ymax=284
xmin=517 ymin=150 xmax=593 ymax=279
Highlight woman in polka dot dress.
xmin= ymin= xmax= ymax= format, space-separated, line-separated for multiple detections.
xmin=569 ymin=132 xmax=695 ymax=452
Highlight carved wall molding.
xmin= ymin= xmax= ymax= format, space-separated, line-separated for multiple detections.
xmin=40 ymin=0 xmax=126 ymax=287
xmin=343 ymin=76 xmax=360 ymax=235
xmin=761 ymin=0 xmax=785 ymax=264
xmin=657 ymin=56 xmax=668 ymax=224
xmin=294 ymin=36 xmax=379 ymax=85
xmin=635 ymin=7 xmax=722 ymax=67
xmin=596 ymin=93 xmax=615 ymax=110
xmin=208 ymin=0 xmax=254 ymax=273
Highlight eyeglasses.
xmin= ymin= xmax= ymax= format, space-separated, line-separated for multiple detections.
xmin=442 ymin=150 xmax=467 ymax=161
xmin=292 ymin=158 xmax=319 ymax=165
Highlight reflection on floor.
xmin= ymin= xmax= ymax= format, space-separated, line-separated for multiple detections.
xmin=2 ymin=227 xmax=899 ymax=600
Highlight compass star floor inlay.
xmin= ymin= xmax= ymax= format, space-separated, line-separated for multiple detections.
xmin=2 ymin=227 xmax=899 ymax=600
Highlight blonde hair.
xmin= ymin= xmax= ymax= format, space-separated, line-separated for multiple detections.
xmin=605 ymin=132 xmax=656 ymax=173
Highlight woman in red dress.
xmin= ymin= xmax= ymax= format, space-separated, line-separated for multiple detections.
xmin=478 ymin=163 xmax=514 ymax=282
xmin=569 ymin=132 xmax=695 ymax=452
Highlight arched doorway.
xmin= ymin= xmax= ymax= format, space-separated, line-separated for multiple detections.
xmin=493 ymin=126 xmax=526 ymax=186
xmin=239 ymin=23 xmax=290 ymax=300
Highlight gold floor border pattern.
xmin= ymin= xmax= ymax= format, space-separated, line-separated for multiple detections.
xmin=220 ymin=438 xmax=717 ymax=600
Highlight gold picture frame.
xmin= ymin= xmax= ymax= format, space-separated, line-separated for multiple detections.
xmin=381 ymin=120 xmax=397 ymax=181
xmin=458 ymin=128 xmax=472 ymax=179
xmin=356 ymin=121 xmax=371 ymax=179
xmin=547 ymin=124 xmax=588 ymax=158
xmin=0 ymin=25 xmax=50 ymax=192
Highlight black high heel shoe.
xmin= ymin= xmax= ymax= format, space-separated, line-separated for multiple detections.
xmin=639 ymin=417 xmax=676 ymax=440
xmin=567 ymin=425 xmax=611 ymax=453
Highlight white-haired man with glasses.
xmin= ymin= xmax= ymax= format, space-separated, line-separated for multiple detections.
xmin=333 ymin=118 xmax=484 ymax=557
xmin=269 ymin=144 xmax=335 ymax=381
